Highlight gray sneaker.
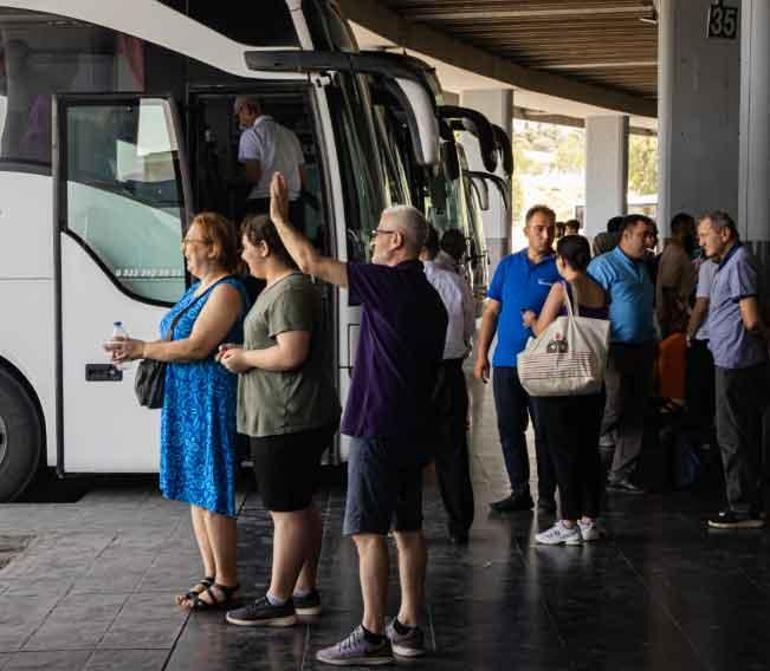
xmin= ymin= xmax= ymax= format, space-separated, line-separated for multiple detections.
xmin=316 ymin=625 xmax=394 ymax=666
xmin=386 ymin=619 xmax=426 ymax=658
xmin=225 ymin=596 xmax=297 ymax=627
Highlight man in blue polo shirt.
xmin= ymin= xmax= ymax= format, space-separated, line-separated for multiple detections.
xmin=475 ymin=205 xmax=560 ymax=513
xmin=588 ymin=214 xmax=656 ymax=493
xmin=697 ymin=211 xmax=770 ymax=530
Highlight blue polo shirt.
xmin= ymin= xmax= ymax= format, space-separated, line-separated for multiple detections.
xmin=588 ymin=246 xmax=655 ymax=344
xmin=488 ymin=249 xmax=559 ymax=367
xmin=707 ymin=244 xmax=767 ymax=369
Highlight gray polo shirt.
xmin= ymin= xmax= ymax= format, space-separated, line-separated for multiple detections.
xmin=694 ymin=259 xmax=718 ymax=341
xmin=707 ymin=245 xmax=768 ymax=369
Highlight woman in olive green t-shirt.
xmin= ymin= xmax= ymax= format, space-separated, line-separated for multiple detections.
xmin=219 ymin=213 xmax=340 ymax=626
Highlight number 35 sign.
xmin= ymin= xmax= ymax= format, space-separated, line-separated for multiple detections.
xmin=707 ymin=1 xmax=739 ymax=40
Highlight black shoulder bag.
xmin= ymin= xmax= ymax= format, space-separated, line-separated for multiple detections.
xmin=134 ymin=279 xmax=228 ymax=409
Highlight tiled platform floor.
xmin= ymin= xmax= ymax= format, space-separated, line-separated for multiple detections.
xmin=1 ymin=376 xmax=769 ymax=670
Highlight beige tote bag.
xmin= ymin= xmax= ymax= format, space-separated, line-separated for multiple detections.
xmin=517 ymin=283 xmax=610 ymax=397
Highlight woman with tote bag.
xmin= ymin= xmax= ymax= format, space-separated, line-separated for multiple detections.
xmin=521 ymin=235 xmax=610 ymax=545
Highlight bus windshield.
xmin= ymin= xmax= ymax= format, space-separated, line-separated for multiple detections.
xmin=326 ymin=72 xmax=386 ymax=264
xmin=156 ymin=0 xmax=298 ymax=47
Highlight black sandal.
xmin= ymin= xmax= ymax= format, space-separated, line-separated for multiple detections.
xmin=176 ymin=576 xmax=215 ymax=605
xmin=190 ymin=583 xmax=240 ymax=612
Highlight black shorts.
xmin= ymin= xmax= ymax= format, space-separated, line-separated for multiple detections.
xmin=250 ymin=423 xmax=336 ymax=512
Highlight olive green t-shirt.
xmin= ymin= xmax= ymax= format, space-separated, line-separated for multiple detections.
xmin=237 ymin=272 xmax=340 ymax=437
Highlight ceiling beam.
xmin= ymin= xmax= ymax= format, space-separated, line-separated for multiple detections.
xmin=514 ymin=106 xmax=656 ymax=135
xmin=338 ymin=0 xmax=657 ymax=117
xmin=546 ymin=60 xmax=657 ymax=70
xmin=408 ymin=5 xmax=650 ymax=21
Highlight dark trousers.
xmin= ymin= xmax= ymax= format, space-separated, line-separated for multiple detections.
xmin=601 ymin=342 xmax=656 ymax=482
xmin=537 ymin=393 xmax=605 ymax=520
xmin=433 ymin=359 xmax=475 ymax=535
xmin=685 ymin=339 xmax=716 ymax=444
xmin=492 ymin=366 xmax=555 ymax=500
xmin=715 ymin=363 xmax=770 ymax=514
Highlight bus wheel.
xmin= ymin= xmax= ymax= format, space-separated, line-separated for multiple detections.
xmin=0 ymin=367 xmax=43 ymax=501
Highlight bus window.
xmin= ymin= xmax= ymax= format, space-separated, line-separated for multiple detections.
xmin=0 ymin=9 xmax=145 ymax=171
xmin=327 ymin=74 xmax=385 ymax=265
xmin=62 ymin=98 xmax=186 ymax=303
xmin=157 ymin=0 xmax=298 ymax=47
xmin=373 ymin=107 xmax=411 ymax=207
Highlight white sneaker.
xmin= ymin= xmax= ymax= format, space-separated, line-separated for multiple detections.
xmin=535 ymin=521 xmax=581 ymax=545
xmin=578 ymin=519 xmax=603 ymax=542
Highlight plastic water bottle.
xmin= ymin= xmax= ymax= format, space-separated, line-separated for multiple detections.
xmin=110 ymin=321 xmax=132 ymax=370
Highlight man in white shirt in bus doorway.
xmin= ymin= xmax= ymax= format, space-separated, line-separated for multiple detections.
xmin=234 ymin=96 xmax=305 ymax=229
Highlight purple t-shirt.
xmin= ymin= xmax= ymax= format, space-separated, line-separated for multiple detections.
xmin=707 ymin=244 xmax=768 ymax=369
xmin=341 ymin=260 xmax=448 ymax=441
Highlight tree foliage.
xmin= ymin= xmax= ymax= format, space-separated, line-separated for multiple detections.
xmin=628 ymin=134 xmax=658 ymax=195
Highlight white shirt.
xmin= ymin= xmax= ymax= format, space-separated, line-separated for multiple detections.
xmin=238 ymin=115 xmax=304 ymax=200
xmin=424 ymin=260 xmax=475 ymax=360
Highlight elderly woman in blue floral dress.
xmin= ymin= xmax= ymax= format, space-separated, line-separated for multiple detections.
xmin=108 ymin=212 xmax=249 ymax=610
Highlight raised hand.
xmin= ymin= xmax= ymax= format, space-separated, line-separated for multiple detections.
xmin=270 ymin=172 xmax=290 ymax=225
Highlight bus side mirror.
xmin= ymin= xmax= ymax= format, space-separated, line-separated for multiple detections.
xmin=383 ymin=77 xmax=439 ymax=167
xmin=440 ymin=105 xmax=498 ymax=173
xmin=492 ymin=124 xmax=513 ymax=178
xmin=441 ymin=140 xmax=460 ymax=181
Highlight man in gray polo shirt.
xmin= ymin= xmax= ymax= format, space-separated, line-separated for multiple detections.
xmin=698 ymin=211 xmax=770 ymax=529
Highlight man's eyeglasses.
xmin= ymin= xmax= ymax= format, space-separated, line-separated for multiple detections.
xmin=372 ymin=228 xmax=397 ymax=238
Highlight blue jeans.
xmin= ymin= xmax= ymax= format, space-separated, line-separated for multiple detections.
xmin=492 ymin=366 xmax=555 ymax=500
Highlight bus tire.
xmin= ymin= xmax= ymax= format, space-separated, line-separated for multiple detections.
xmin=0 ymin=366 xmax=43 ymax=501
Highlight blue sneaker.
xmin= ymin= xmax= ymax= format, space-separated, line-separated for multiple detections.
xmin=316 ymin=625 xmax=393 ymax=666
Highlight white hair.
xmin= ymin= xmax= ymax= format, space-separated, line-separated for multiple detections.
xmin=381 ymin=204 xmax=428 ymax=254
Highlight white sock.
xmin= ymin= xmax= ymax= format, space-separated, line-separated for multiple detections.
xmin=266 ymin=591 xmax=287 ymax=607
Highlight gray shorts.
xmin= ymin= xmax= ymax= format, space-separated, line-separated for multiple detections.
xmin=342 ymin=437 xmax=424 ymax=536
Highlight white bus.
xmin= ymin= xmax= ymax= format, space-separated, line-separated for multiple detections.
xmin=361 ymin=55 xmax=503 ymax=306
xmin=0 ymin=0 xmax=443 ymax=499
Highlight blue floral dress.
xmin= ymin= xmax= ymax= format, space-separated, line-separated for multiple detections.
xmin=159 ymin=277 xmax=249 ymax=517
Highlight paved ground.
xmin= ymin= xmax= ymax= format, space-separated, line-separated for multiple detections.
xmin=2 ymin=377 xmax=770 ymax=670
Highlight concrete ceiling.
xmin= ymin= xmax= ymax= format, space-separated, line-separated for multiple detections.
xmin=350 ymin=23 xmax=657 ymax=131
xmin=380 ymin=0 xmax=658 ymax=98
xmin=340 ymin=0 xmax=658 ymax=124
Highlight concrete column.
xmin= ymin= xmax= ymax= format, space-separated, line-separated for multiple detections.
xmin=739 ymin=0 xmax=770 ymax=244
xmin=657 ymin=0 xmax=740 ymax=236
xmin=584 ymin=115 xmax=628 ymax=238
xmin=460 ymin=89 xmax=513 ymax=273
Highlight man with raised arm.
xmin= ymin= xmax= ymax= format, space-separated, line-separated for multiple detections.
xmin=268 ymin=173 xmax=447 ymax=665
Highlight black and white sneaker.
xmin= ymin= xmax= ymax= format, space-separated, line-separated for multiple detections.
xmin=707 ymin=510 xmax=765 ymax=530
xmin=226 ymin=596 xmax=297 ymax=627
xmin=293 ymin=589 xmax=322 ymax=617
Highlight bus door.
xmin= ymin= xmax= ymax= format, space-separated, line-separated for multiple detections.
xmin=53 ymin=95 xmax=190 ymax=473
xmin=187 ymin=81 xmax=339 ymax=455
